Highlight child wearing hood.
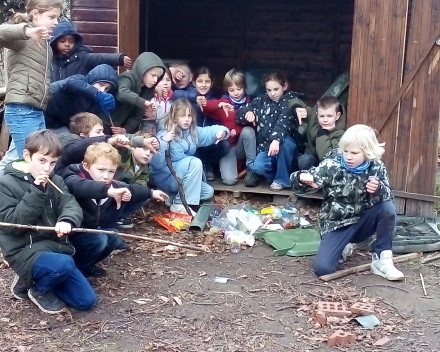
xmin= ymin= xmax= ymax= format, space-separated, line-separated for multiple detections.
xmin=105 ymin=52 xmax=166 ymax=135
xmin=45 ymin=64 xmax=118 ymax=132
xmin=50 ymin=21 xmax=131 ymax=82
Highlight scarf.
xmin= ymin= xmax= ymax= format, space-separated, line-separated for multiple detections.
xmin=222 ymin=94 xmax=248 ymax=110
xmin=340 ymin=155 xmax=370 ymax=174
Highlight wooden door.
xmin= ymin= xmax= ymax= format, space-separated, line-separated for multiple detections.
xmin=118 ymin=0 xmax=140 ymax=63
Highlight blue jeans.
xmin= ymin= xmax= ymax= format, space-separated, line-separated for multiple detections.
xmin=195 ymin=139 xmax=230 ymax=169
xmin=4 ymin=103 xmax=46 ymax=157
xmin=32 ymin=252 xmax=96 ymax=310
xmin=249 ymin=137 xmax=298 ymax=187
xmin=313 ymin=201 xmax=396 ymax=276
xmin=69 ymin=229 xmax=122 ymax=270
xmin=298 ymin=153 xmax=319 ymax=170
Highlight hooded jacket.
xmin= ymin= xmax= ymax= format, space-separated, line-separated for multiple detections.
xmin=45 ymin=64 xmax=118 ymax=129
xmin=108 ymin=52 xmax=166 ymax=134
xmin=0 ymin=22 xmax=52 ymax=110
xmin=50 ymin=21 xmax=125 ymax=82
xmin=0 ymin=161 xmax=83 ymax=287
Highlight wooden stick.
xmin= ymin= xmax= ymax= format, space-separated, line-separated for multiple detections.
xmin=108 ymin=114 xmax=115 ymax=127
xmin=47 ymin=178 xmax=64 ymax=194
xmin=420 ymin=252 xmax=440 ymax=264
xmin=319 ymin=252 xmax=423 ymax=282
xmin=420 ymin=272 xmax=427 ymax=296
xmin=0 ymin=222 xmax=206 ymax=252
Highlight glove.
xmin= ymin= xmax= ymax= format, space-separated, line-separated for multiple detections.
xmin=95 ymin=91 xmax=115 ymax=117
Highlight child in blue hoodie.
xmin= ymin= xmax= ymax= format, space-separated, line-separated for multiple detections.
xmin=50 ymin=21 xmax=131 ymax=82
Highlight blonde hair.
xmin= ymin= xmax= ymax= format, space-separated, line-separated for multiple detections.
xmin=223 ymin=69 xmax=247 ymax=91
xmin=12 ymin=0 xmax=63 ymax=24
xmin=69 ymin=112 xmax=103 ymax=136
xmin=338 ymin=124 xmax=385 ymax=160
xmin=163 ymin=98 xmax=197 ymax=142
xmin=84 ymin=142 xmax=121 ymax=166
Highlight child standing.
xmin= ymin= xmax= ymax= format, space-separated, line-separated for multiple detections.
xmin=203 ymin=69 xmax=257 ymax=186
xmin=149 ymin=98 xmax=229 ymax=215
xmin=236 ymin=71 xmax=299 ymax=191
xmin=288 ymin=95 xmax=346 ymax=170
xmin=0 ymin=0 xmax=63 ymax=162
xmin=50 ymin=21 xmax=131 ymax=82
xmin=290 ymin=124 xmax=404 ymax=281
xmin=0 ymin=130 xmax=94 ymax=313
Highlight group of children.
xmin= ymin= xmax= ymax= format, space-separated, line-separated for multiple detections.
xmin=0 ymin=0 xmax=404 ymax=315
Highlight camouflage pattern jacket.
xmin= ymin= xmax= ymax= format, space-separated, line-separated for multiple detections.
xmin=290 ymin=150 xmax=393 ymax=236
xmin=115 ymin=135 xmax=149 ymax=185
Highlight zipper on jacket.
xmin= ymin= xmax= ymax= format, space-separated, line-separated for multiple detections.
xmin=40 ymin=40 xmax=50 ymax=109
xmin=29 ymin=234 xmax=33 ymax=248
xmin=96 ymin=203 xmax=101 ymax=228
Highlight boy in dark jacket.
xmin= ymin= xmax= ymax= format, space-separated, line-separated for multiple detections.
xmin=62 ymin=143 xmax=167 ymax=275
xmin=0 ymin=130 xmax=95 ymax=314
xmin=50 ymin=21 xmax=131 ymax=82
xmin=45 ymin=64 xmax=118 ymax=131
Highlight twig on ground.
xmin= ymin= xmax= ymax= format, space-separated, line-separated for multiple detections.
xmin=361 ymin=284 xmax=409 ymax=293
xmin=276 ymin=305 xmax=298 ymax=311
xmin=379 ymin=299 xmax=408 ymax=319
xmin=420 ymin=272 xmax=428 ymax=296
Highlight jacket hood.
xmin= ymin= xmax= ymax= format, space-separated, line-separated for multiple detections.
xmin=50 ymin=21 xmax=82 ymax=48
xmin=86 ymin=64 xmax=119 ymax=92
xmin=131 ymin=52 xmax=166 ymax=86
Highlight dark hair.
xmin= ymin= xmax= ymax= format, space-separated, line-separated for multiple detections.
xmin=317 ymin=95 xmax=341 ymax=113
xmin=69 ymin=112 xmax=103 ymax=136
xmin=193 ymin=66 xmax=214 ymax=82
xmin=263 ymin=71 xmax=288 ymax=87
xmin=25 ymin=129 xmax=63 ymax=157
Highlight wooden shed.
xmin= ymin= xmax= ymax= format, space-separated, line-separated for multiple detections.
xmin=71 ymin=0 xmax=440 ymax=217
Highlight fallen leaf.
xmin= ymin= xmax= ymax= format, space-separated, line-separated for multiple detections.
xmin=373 ymin=337 xmax=391 ymax=346
xmin=158 ymin=295 xmax=170 ymax=302
xmin=173 ymin=296 xmax=183 ymax=305
xmin=133 ymin=298 xmax=150 ymax=305
xmin=260 ymin=312 xmax=275 ymax=321
xmin=203 ymin=236 xmax=215 ymax=245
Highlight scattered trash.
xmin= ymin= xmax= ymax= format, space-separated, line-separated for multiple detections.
xmin=373 ymin=336 xmax=391 ymax=346
xmin=354 ymin=314 xmax=381 ymax=328
xmin=164 ymin=245 xmax=178 ymax=251
xmin=213 ymin=276 xmax=232 ymax=283
xmin=154 ymin=212 xmax=192 ymax=232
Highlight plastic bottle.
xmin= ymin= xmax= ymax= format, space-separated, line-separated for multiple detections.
xmin=224 ymin=230 xmax=255 ymax=246
xmin=212 ymin=217 xmax=237 ymax=231
xmin=230 ymin=239 xmax=241 ymax=253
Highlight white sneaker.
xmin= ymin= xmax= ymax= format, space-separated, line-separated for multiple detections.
xmin=371 ymin=250 xmax=404 ymax=281
xmin=170 ymin=204 xmax=196 ymax=217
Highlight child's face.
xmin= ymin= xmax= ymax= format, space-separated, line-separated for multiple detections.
xmin=93 ymin=82 xmax=113 ymax=93
xmin=142 ymin=67 xmax=164 ymax=88
xmin=176 ymin=108 xmax=193 ymax=129
xmin=193 ymin=73 xmax=212 ymax=95
xmin=265 ymin=80 xmax=287 ymax=102
xmin=83 ymin=124 xmax=105 ymax=138
xmin=23 ymin=150 xmax=58 ymax=180
xmin=317 ymin=105 xmax=341 ymax=131
xmin=83 ymin=157 xmax=117 ymax=183
xmin=56 ymin=34 xmax=75 ymax=56
xmin=342 ymin=144 xmax=366 ymax=169
xmin=133 ymin=147 xmax=152 ymax=166
xmin=32 ymin=8 xmax=61 ymax=34
xmin=155 ymin=73 xmax=172 ymax=96
xmin=228 ymin=83 xmax=245 ymax=101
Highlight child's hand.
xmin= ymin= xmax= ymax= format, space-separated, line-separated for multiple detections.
xmin=161 ymin=88 xmax=169 ymax=99
xmin=196 ymin=96 xmax=207 ymax=110
xmin=111 ymin=126 xmax=127 ymax=135
xmin=300 ymin=173 xmax=319 ymax=188
xmin=366 ymin=177 xmax=379 ymax=194
xmin=121 ymin=189 xmax=132 ymax=202
xmin=152 ymin=190 xmax=169 ymax=202
xmin=123 ymin=55 xmax=132 ymax=68
xmin=108 ymin=186 xmax=131 ymax=209
xmin=218 ymin=102 xmax=234 ymax=117
xmin=143 ymin=106 xmax=156 ymax=119
xmin=230 ymin=129 xmax=237 ymax=136
xmin=295 ymin=107 xmax=307 ymax=125
xmin=174 ymin=68 xmax=184 ymax=82
xmin=95 ymin=92 xmax=115 ymax=117
xmin=163 ymin=131 xmax=175 ymax=142
xmin=25 ymin=26 xmax=49 ymax=49
xmin=215 ymin=130 xmax=227 ymax=144
xmin=268 ymin=140 xmax=280 ymax=156
xmin=144 ymin=100 xmax=157 ymax=113
xmin=109 ymin=134 xmax=130 ymax=148
xmin=55 ymin=221 xmax=72 ymax=237
xmin=245 ymin=111 xmax=256 ymax=126
xmin=34 ymin=174 xmax=49 ymax=187
xmin=143 ymin=137 xmax=159 ymax=154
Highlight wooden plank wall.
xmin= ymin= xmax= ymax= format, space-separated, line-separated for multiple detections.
xmin=70 ymin=0 xmax=118 ymax=53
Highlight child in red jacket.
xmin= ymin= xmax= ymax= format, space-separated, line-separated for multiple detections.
xmin=203 ymin=69 xmax=258 ymax=186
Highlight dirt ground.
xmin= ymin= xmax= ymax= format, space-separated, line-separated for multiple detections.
xmin=1 ymin=193 xmax=440 ymax=352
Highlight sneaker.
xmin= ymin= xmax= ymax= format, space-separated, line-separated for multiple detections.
xmin=81 ymin=265 xmax=107 ymax=278
xmin=244 ymin=170 xmax=260 ymax=187
xmin=28 ymin=287 xmax=66 ymax=314
xmin=338 ymin=243 xmax=355 ymax=264
xmin=371 ymin=250 xmax=405 ymax=281
xmin=11 ymin=274 xmax=28 ymax=300
xmin=116 ymin=217 xmax=134 ymax=229
xmin=204 ymin=165 xmax=215 ymax=181
xmin=269 ymin=181 xmax=286 ymax=191
xmin=170 ymin=203 xmax=196 ymax=217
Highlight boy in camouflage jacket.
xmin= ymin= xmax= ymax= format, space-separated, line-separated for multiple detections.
xmin=291 ymin=124 xmax=404 ymax=281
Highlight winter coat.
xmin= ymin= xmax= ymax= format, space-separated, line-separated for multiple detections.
xmin=290 ymin=150 xmax=393 ymax=236
xmin=50 ymin=21 xmax=125 ymax=82
xmin=149 ymin=125 xmax=229 ymax=192
xmin=203 ymin=95 xmax=252 ymax=147
xmin=45 ymin=64 xmax=118 ymax=129
xmin=0 ymin=22 xmax=52 ymax=110
xmin=0 ymin=161 xmax=83 ymax=287
xmin=172 ymin=85 xmax=215 ymax=127
xmin=108 ymin=52 xmax=166 ymax=134
xmin=288 ymin=98 xmax=347 ymax=161
xmin=236 ymin=91 xmax=298 ymax=153
xmin=141 ymin=91 xmax=173 ymax=134
xmin=62 ymin=163 xmax=152 ymax=229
